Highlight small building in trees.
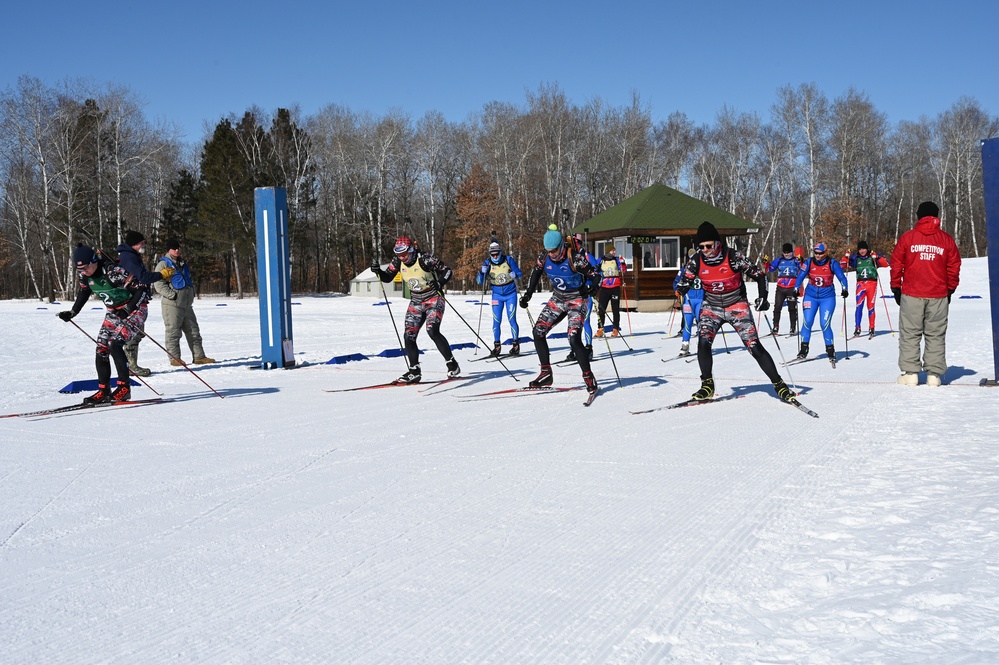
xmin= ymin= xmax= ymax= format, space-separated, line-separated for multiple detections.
xmin=570 ymin=184 xmax=761 ymax=311
xmin=350 ymin=267 xmax=405 ymax=298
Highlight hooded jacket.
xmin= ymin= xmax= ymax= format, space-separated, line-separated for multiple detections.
xmin=889 ymin=216 xmax=961 ymax=298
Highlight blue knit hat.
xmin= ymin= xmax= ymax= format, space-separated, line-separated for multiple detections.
xmin=543 ymin=225 xmax=564 ymax=251
xmin=813 ymin=242 xmax=827 ymax=253
xmin=73 ymin=243 xmax=97 ymax=267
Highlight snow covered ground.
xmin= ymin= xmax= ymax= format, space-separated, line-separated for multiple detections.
xmin=1 ymin=258 xmax=997 ymax=664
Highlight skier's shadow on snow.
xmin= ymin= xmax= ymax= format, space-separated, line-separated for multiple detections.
xmin=166 ymin=387 xmax=279 ymax=403
xmin=728 ymin=382 xmax=813 ymax=399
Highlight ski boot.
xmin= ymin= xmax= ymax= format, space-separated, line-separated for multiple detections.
xmin=83 ymin=383 xmax=111 ymax=405
xmin=610 ymin=328 xmax=620 ymax=337
xmin=582 ymin=370 xmax=598 ymax=395
xmin=825 ymin=344 xmax=836 ymax=361
xmin=773 ymin=379 xmax=796 ymax=403
xmin=509 ymin=341 xmax=521 ymax=356
xmin=594 ymin=327 xmax=604 ymax=338
xmin=396 ymin=365 xmax=422 ymax=384
xmin=490 ymin=341 xmax=502 ymax=357
xmin=529 ymin=364 xmax=553 ymax=388
xmin=691 ymin=377 xmax=715 ymax=401
xmin=770 ymin=327 xmax=779 ymax=337
xmin=678 ymin=341 xmax=691 ymax=357
xmin=796 ymin=342 xmax=809 ymax=360
xmin=446 ymin=357 xmax=460 ymax=378
xmin=110 ymin=380 xmax=132 ymax=403
xmin=853 ymin=327 xmax=861 ymax=338
xmin=789 ymin=325 xmax=797 ymax=335
xmin=564 ymin=349 xmax=576 ymax=362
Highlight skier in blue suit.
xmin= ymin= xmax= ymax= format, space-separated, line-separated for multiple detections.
xmin=793 ymin=242 xmax=849 ymax=362
xmin=476 ymin=239 xmax=523 ymax=356
xmin=672 ymin=260 xmax=703 ymax=357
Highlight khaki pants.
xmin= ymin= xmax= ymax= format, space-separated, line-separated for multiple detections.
xmin=897 ymin=294 xmax=950 ymax=376
xmin=161 ymin=287 xmax=206 ymax=360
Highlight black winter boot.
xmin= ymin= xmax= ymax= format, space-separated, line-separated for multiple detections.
xmin=446 ymin=356 xmax=460 ymax=378
xmin=796 ymin=342 xmax=809 ymax=360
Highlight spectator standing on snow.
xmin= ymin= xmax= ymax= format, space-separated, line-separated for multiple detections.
xmin=153 ymin=238 xmax=216 ymax=366
xmin=115 ymin=230 xmax=173 ymax=376
xmin=889 ymin=201 xmax=961 ymax=387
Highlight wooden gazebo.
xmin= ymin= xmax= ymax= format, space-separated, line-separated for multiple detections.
xmin=570 ymin=184 xmax=760 ymax=311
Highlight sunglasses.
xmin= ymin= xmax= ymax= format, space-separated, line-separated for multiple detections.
xmin=813 ymin=250 xmax=826 ymax=255
xmin=698 ymin=242 xmax=715 ymax=250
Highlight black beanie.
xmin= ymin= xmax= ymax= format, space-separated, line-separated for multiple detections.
xmin=166 ymin=238 xmax=182 ymax=250
xmin=695 ymin=222 xmax=721 ymax=245
xmin=124 ymin=230 xmax=145 ymax=246
xmin=782 ymin=242 xmax=793 ymax=253
xmin=73 ymin=243 xmax=97 ymax=267
xmin=857 ymin=240 xmax=869 ymax=251
xmin=916 ymin=201 xmax=939 ymax=219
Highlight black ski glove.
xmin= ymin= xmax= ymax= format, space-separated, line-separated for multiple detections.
xmin=57 ymin=310 xmax=75 ymax=321
xmin=754 ymin=297 xmax=770 ymax=312
xmin=948 ymin=289 xmax=954 ymax=304
xmin=519 ymin=293 xmax=532 ymax=309
xmin=840 ymin=288 xmax=849 ymax=298
xmin=892 ymin=287 xmax=901 ymax=306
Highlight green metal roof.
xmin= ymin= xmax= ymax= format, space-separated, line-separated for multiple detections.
xmin=571 ymin=183 xmax=760 ymax=235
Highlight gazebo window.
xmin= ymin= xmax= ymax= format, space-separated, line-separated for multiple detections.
xmin=594 ymin=237 xmax=632 ymax=269
xmin=638 ymin=237 xmax=680 ymax=270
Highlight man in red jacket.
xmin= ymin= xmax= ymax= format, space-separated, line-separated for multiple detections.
xmin=890 ymin=201 xmax=961 ymax=387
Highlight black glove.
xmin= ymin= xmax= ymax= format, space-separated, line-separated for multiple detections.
xmin=57 ymin=310 xmax=75 ymax=321
xmin=947 ymin=290 xmax=954 ymax=304
xmin=892 ymin=287 xmax=902 ymax=306
xmin=754 ymin=297 xmax=770 ymax=312
xmin=841 ymin=288 xmax=849 ymax=298
xmin=519 ymin=293 xmax=532 ymax=309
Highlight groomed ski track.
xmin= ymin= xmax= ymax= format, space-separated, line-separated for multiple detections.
xmin=1 ymin=278 xmax=996 ymax=663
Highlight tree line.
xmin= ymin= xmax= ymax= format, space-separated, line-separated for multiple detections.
xmin=2 ymin=76 xmax=996 ymax=300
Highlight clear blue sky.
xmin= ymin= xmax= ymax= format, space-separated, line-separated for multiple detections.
xmin=3 ymin=0 xmax=997 ymax=146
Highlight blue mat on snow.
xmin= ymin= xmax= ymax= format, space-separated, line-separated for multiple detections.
xmin=60 ymin=378 xmax=141 ymax=394
xmin=326 ymin=353 xmax=369 ymax=365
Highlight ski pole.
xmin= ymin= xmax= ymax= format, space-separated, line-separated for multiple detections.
xmin=440 ymin=293 xmax=519 ymax=381
xmin=601 ymin=334 xmax=623 ymax=387
xmin=473 ymin=276 xmax=489 ymax=355
xmin=140 ymin=331 xmax=224 ymax=398
xmin=377 ymin=272 xmax=406 ymax=363
xmin=719 ymin=324 xmax=732 ymax=354
xmin=621 ymin=282 xmax=633 ymax=336
xmin=667 ymin=301 xmax=677 ymax=336
xmin=876 ymin=274 xmax=895 ymax=334
xmin=842 ymin=293 xmax=850 ymax=360
xmin=67 ymin=318 xmax=162 ymax=396
xmin=764 ymin=314 xmax=797 ymax=391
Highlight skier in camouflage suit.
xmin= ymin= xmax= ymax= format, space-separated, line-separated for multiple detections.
xmin=371 ymin=236 xmax=459 ymax=384
xmin=675 ymin=222 xmax=795 ymax=403
xmin=57 ymin=244 xmax=154 ymax=404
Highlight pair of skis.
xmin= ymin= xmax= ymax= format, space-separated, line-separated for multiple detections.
xmin=324 ymin=376 xmax=471 ymax=393
xmin=630 ymin=394 xmax=818 ymax=418
xmin=451 ymin=385 xmax=598 ymax=406
xmin=1 ymin=397 xmax=169 ymax=420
